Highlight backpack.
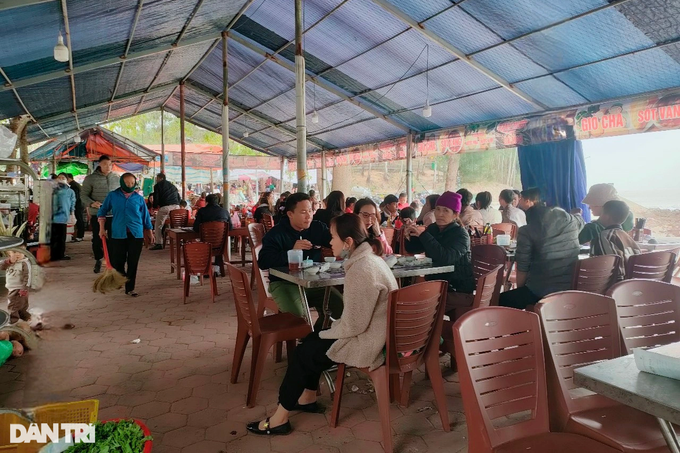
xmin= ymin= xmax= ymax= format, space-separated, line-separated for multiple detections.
xmin=591 ymin=226 xmax=641 ymax=280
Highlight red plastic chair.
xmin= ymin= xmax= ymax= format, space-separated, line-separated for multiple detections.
xmin=538 ymin=291 xmax=670 ymax=452
xmin=163 ymin=208 xmax=189 ymax=247
xmin=491 ymin=222 xmax=517 ymax=240
xmin=441 ymin=264 xmax=504 ymax=370
xmin=472 ymin=244 xmax=507 ymax=283
xmin=607 ymin=279 xmax=680 ymax=353
xmin=572 ymin=255 xmax=621 ymax=295
xmin=199 ymin=221 xmax=229 ymax=277
xmin=262 ymin=213 xmax=274 ymax=232
xmin=248 ymin=223 xmax=265 ymax=287
xmin=252 ymin=243 xmax=284 ymax=362
xmin=330 ymin=281 xmax=450 ymax=453
xmin=625 ymin=251 xmax=676 ymax=282
xmin=453 ymin=307 xmax=620 ymax=453
xmin=183 ymin=242 xmax=218 ymax=304
xmin=226 ymin=264 xmax=311 ymax=407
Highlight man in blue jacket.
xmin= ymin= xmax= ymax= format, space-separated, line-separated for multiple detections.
xmin=258 ymin=193 xmax=342 ymax=330
xmin=51 ymin=174 xmax=76 ymax=261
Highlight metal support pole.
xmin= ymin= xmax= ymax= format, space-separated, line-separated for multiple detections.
xmin=160 ymin=108 xmax=165 ymax=174
xmin=320 ymin=149 xmax=327 ymax=200
xmin=280 ymin=156 xmax=286 ymax=192
xmin=221 ymin=31 xmax=230 ymax=208
xmin=294 ymin=0 xmax=308 ymax=194
xmin=179 ymin=82 xmax=186 ymax=199
xmin=406 ymin=132 xmax=413 ymax=204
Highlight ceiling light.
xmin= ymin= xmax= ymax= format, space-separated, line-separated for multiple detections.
xmin=54 ymin=32 xmax=69 ymax=62
xmin=422 ymin=100 xmax=432 ymax=118
xmin=73 ymin=133 xmax=81 ymax=143
xmin=243 ymin=131 xmax=249 ymax=138
xmin=311 ymin=110 xmax=319 ymax=124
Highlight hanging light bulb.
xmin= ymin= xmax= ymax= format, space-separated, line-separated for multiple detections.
xmin=422 ymin=100 xmax=432 ymax=118
xmin=311 ymin=110 xmax=319 ymax=124
xmin=243 ymin=130 xmax=249 ymax=138
xmin=73 ymin=132 xmax=81 ymax=143
xmin=54 ymin=32 xmax=69 ymax=62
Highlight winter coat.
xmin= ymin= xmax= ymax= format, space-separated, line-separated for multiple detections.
xmin=153 ymin=179 xmax=180 ymax=208
xmin=81 ymin=168 xmax=118 ymax=216
xmin=52 ymin=183 xmax=75 ymax=224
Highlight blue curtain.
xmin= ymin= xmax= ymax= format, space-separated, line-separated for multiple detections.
xmin=518 ymin=139 xmax=590 ymax=222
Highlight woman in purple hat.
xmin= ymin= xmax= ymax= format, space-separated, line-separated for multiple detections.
xmin=403 ymin=191 xmax=475 ymax=313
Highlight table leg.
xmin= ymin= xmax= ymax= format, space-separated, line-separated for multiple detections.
xmin=321 ymin=287 xmax=332 ymax=330
xmin=241 ymin=236 xmax=247 ymax=267
xmin=297 ymin=284 xmax=314 ymax=329
xmin=169 ymin=236 xmax=175 ymax=273
xmin=657 ymin=417 xmax=680 ymax=453
xmin=504 ymin=260 xmax=515 ymax=291
xmin=176 ymin=239 xmax=182 ymax=280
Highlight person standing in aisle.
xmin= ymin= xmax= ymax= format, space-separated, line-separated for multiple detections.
xmin=65 ymin=173 xmax=84 ymax=242
xmin=150 ymin=173 xmax=180 ymax=250
xmin=81 ymin=156 xmax=118 ymax=272
xmin=51 ymin=174 xmax=75 ymax=261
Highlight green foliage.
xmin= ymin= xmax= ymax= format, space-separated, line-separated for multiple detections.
xmin=65 ymin=420 xmax=152 ymax=453
xmin=103 ymin=111 xmax=261 ymax=156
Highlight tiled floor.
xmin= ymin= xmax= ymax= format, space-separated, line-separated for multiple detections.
xmin=0 ymin=235 xmax=469 ymax=453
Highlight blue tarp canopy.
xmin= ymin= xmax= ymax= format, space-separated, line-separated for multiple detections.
xmin=1 ymin=0 xmax=678 ymax=156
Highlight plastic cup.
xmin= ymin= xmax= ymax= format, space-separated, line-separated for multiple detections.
xmin=287 ymin=249 xmax=303 ymax=271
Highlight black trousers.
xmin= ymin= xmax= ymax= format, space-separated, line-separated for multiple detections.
xmin=108 ymin=232 xmax=144 ymax=292
xmin=74 ymin=206 xmax=85 ymax=239
xmin=90 ymin=215 xmax=111 ymax=261
xmin=50 ymin=223 xmax=67 ymax=260
xmin=278 ymin=332 xmax=336 ymax=411
xmin=498 ymin=286 xmax=541 ymax=310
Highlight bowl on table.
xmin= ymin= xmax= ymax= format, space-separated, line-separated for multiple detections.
xmin=324 ymin=257 xmax=336 ymax=263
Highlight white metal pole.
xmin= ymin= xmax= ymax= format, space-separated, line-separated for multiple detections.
xmin=320 ymin=149 xmax=327 ymax=199
xmin=280 ymin=156 xmax=286 ymax=192
xmin=160 ymin=108 xmax=165 ymax=174
xmin=221 ymin=31 xmax=230 ymax=209
xmin=406 ymin=132 xmax=413 ymax=204
xmin=295 ymin=0 xmax=308 ymax=194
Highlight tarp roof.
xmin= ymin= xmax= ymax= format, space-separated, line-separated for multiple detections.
xmin=29 ymin=127 xmax=157 ymax=163
xmin=2 ymin=0 xmax=679 ymax=157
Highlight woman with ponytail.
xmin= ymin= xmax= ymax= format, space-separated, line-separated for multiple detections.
xmin=247 ymin=213 xmax=398 ymax=436
xmin=97 ymin=173 xmax=154 ymax=297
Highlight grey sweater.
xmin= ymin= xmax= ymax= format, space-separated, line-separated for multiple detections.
xmin=81 ymin=168 xmax=119 ymax=216
xmin=516 ymin=206 xmax=584 ymax=297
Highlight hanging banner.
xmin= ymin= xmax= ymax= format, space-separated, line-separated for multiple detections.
xmin=287 ymin=88 xmax=680 ymax=170
xmin=152 ymin=153 xmax=282 ymax=170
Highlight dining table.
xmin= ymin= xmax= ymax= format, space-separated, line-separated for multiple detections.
xmin=167 ymin=227 xmax=198 ymax=280
xmin=574 ymin=354 xmax=680 ymax=452
xmin=228 ymin=227 xmax=251 ymax=267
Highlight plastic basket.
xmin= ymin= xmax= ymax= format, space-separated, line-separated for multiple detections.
xmin=31 ymin=399 xmax=99 ymax=425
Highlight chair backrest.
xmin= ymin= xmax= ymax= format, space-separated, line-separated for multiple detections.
xmin=385 ymin=280 xmax=447 ymax=375
xmin=169 ymin=209 xmax=189 ymax=228
xmin=537 ymin=291 xmax=621 ymax=431
xmin=183 ymin=242 xmax=212 ymax=276
xmin=199 ymin=221 xmax=229 ymax=256
xmin=248 ymin=222 xmax=265 ymax=251
xmin=382 ymin=227 xmax=395 ymax=250
xmin=472 ymin=265 xmax=504 ymax=310
xmin=571 ymin=255 xmax=620 ymax=295
xmin=607 ymin=279 xmax=680 ymax=353
xmin=491 ymin=223 xmax=517 ymax=239
xmin=471 ymin=244 xmax=507 ymax=283
xmin=253 ymin=244 xmax=274 ymax=309
xmin=226 ymin=263 xmax=261 ymax=335
xmin=262 ymin=213 xmax=274 ymax=232
xmin=625 ymin=250 xmax=676 ymax=282
xmin=453 ymin=307 xmax=549 ymax=452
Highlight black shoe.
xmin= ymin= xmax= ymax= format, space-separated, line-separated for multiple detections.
xmin=150 ymin=244 xmax=163 ymax=251
xmin=293 ymin=402 xmax=324 ymax=413
xmin=246 ymin=418 xmax=292 ymax=436
xmin=126 ymin=291 xmax=139 ymax=297
xmin=93 ymin=259 xmax=102 ymax=274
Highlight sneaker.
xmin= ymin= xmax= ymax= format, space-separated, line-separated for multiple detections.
xmin=126 ymin=291 xmax=139 ymax=297
xmin=150 ymin=244 xmax=163 ymax=251
xmin=93 ymin=259 xmax=102 ymax=274
xmin=71 ymin=238 xmax=83 ymax=242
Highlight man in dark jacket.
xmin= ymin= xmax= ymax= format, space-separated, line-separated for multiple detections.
xmin=193 ymin=194 xmax=232 ymax=233
xmin=65 ymin=173 xmax=84 ymax=242
xmin=150 ymin=173 xmax=180 ymax=250
xmin=258 ymin=192 xmax=342 ymax=330
xmin=500 ymin=198 xmax=584 ymax=310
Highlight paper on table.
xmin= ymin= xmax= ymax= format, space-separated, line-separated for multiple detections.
xmin=634 ymin=342 xmax=680 ymax=381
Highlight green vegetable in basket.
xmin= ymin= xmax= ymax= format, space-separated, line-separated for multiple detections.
xmin=64 ymin=420 xmax=151 ymax=453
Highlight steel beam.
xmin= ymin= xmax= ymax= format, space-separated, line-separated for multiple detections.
xmin=0 ymin=0 xmax=50 ymax=12
xmin=0 ymin=67 xmax=49 ymax=138
xmin=60 ymin=0 xmax=80 ymax=130
xmin=229 ymin=31 xmax=412 ymax=133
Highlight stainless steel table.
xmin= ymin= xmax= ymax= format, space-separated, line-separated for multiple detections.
xmin=574 ymin=354 xmax=680 ymax=453
xmin=0 ymin=236 xmax=23 ymax=251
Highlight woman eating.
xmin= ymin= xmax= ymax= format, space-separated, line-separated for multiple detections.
xmin=457 ymin=188 xmax=484 ymax=229
xmin=404 ymin=191 xmax=474 ymax=313
xmin=416 ymin=194 xmax=439 ymax=227
xmin=475 ymin=191 xmax=501 ymax=225
xmin=313 ymin=190 xmax=345 ymax=228
xmin=353 ymin=198 xmax=393 ymax=255
xmin=253 ymin=192 xmax=274 ymax=223
xmin=247 ymin=213 xmax=398 ymax=435
xmin=98 ymin=173 xmax=154 ymax=297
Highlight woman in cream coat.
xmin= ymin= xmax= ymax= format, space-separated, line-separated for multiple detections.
xmin=247 ymin=214 xmax=398 ymax=436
